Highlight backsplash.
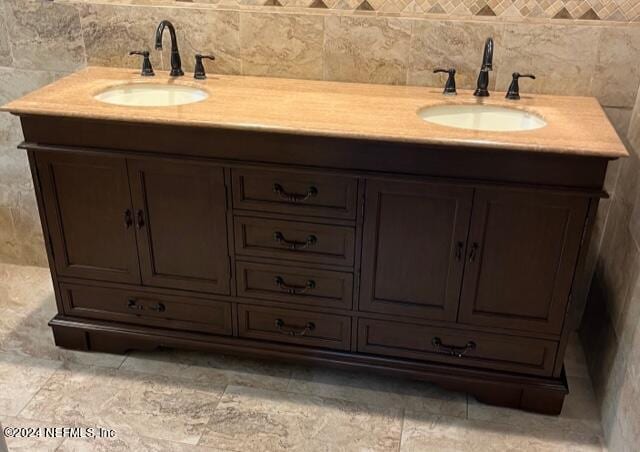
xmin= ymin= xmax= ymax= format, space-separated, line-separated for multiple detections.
xmin=66 ymin=0 xmax=640 ymax=21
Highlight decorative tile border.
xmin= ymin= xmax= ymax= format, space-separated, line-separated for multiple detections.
xmin=66 ymin=0 xmax=640 ymax=21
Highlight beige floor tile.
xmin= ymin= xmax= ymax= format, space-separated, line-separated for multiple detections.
xmin=58 ymin=434 xmax=211 ymax=452
xmin=20 ymin=363 xmax=224 ymax=445
xmin=0 ymin=352 xmax=60 ymax=416
xmin=198 ymin=385 xmax=403 ymax=451
xmin=287 ymin=366 xmax=467 ymax=418
xmin=0 ymin=264 xmax=126 ymax=369
xmin=121 ymin=347 xmax=292 ymax=391
xmin=98 ymin=369 xmax=225 ymax=445
xmin=0 ymin=416 xmax=65 ymax=451
xmin=401 ymin=411 xmax=603 ymax=452
xmin=467 ymin=389 xmax=603 ymax=449
xmin=19 ymin=364 xmax=121 ymax=425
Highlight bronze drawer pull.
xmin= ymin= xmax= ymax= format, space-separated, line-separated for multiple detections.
xmin=150 ymin=303 xmax=166 ymax=313
xmin=274 ymin=276 xmax=316 ymax=295
xmin=274 ymin=318 xmax=316 ymax=336
xmin=431 ymin=337 xmax=476 ymax=358
xmin=273 ymin=183 xmax=318 ymax=202
xmin=273 ymin=231 xmax=317 ymax=250
xmin=127 ymin=299 xmax=143 ymax=310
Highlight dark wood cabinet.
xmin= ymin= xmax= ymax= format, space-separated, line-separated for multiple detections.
xmin=36 ymin=153 xmax=140 ymax=284
xmin=360 ymin=180 xmax=473 ymax=321
xmin=19 ymin=115 xmax=608 ymax=415
xmin=128 ymin=160 xmax=230 ymax=294
xmin=459 ymin=189 xmax=588 ymax=334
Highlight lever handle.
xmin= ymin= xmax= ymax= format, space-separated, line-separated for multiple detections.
xmin=194 ymin=53 xmax=216 ymax=80
xmin=433 ymin=68 xmax=456 ymax=95
xmin=506 ymin=72 xmax=536 ymax=100
xmin=129 ymin=50 xmax=155 ymax=77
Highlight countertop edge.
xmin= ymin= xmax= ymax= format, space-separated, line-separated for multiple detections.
xmin=1 ymin=105 xmax=628 ymax=160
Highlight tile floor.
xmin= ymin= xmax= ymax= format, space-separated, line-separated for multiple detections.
xmin=0 ymin=262 xmax=605 ymax=451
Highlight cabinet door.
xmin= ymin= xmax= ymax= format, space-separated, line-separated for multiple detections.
xmin=128 ymin=159 xmax=230 ymax=294
xmin=459 ymin=189 xmax=588 ymax=334
xmin=359 ymin=180 xmax=473 ymax=321
xmin=36 ymin=152 xmax=140 ymax=283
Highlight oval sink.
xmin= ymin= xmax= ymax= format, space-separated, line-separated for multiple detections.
xmin=94 ymin=83 xmax=208 ymax=107
xmin=418 ymin=104 xmax=546 ymax=132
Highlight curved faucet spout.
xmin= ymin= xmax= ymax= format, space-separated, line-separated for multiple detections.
xmin=155 ymin=20 xmax=184 ymax=77
xmin=474 ymin=37 xmax=494 ymax=97
xmin=481 ymin=37 xmax=494 ymax=71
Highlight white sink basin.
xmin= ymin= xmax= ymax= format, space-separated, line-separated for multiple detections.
xmin=418 ymin=104 xmax=547 ymax=132
xmin=94 ymin=83 xmax=208 ymax=107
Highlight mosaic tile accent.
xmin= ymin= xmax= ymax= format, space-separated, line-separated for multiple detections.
xmin=58 ymin=0 xmax=640 ymax=21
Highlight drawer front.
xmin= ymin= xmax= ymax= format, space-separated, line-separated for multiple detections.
xmin=237 ymin=262 xmax=353 ymax=310
xmin=232 ymin=169 xmax=358 ymax=220
xmin=234 ymin=217 xmax=355 ymax=267
xmin=60 ymin=283 xmax=232 ymax=336
xmin=358 ymin=318 xmax=557 ymax=376
xmin=238 ymin=304 xmax=351 ymax=351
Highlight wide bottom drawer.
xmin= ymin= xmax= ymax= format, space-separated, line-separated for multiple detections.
xmin=357 ymin=318 xmax=558 ymax=376
xmin=238 ymin=304 xmax=351 ymax=351
xmin=60 ymin=283 xmax=233 ymax=336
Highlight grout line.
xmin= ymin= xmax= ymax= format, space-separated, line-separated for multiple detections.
xmin=397 ymin=407 xmax=405 ymax=452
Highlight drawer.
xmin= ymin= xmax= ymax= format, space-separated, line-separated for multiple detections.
xmin=237 ymin=262 xmax=353 ymax=310
xmin=357 ymin=318 xmax=557 ymax=377
xmin=234 ymin=217 xmax=355 ymax=267
xmin=60 ymin=283 xmax=232 ymax=336
xmin=238 ymin=304 xmax=351 ymax=351
xmin=232 ymin=169 xmax=358 ymax=220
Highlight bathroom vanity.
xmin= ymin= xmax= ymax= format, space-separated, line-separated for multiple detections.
xmin=2 ymin=67 xmax=627 ymax=414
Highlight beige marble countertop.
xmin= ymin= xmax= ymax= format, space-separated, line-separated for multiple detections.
xmin=1 ymin=66 xmax=628 ymax=159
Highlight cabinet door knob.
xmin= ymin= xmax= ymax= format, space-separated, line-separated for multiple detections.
xmin=468 ymin=243 xmax=479 ymax=262
xmin=124 ymin=209 xmax=134 ymax=229
xmin=136 ymin=210 xmax=145 ymax=229
xmin=455 ymin=241 xmax=464 ymax=261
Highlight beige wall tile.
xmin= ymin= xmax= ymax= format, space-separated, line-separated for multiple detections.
xmin=0 ymin=68 xmax=63 ymax=267
xmin=496 ymin=23 xmax=601 ymax=96
xmin=408 ymin=20 xmax=504 ymax=91
xmin=0 ymin=1 xmax=11 ymax=67
xmin=604 ymin=107 xmax=632 ymax=140
xmin=158 ymin=8 xmax=240 ymax=75
xmin=4 ymin=0 xmax=85 ymax=72
xmin=324 ymin=15 xmax=411 ymax=85
xmin=240 ymin=12 xmax=323 ymax=80
xmin=593 ymin=26 xmax=640 ymax=108
xmin=77 ymin=3 xmax=163 ymax=69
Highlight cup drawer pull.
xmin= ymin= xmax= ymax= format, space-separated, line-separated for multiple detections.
xmin=274 ymin=318 xmax=316 ymax=337
xmin=274 ymin=276 xmax=316 ymax=295
xmin=432 ymin=337 xmax=476 ymax=358
xmin=273 ymin=231 xmax=317 ymax=250
xmin=272 ymin=183 xmax=318 ymax=202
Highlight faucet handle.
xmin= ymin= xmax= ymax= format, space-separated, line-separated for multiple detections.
xmin=129 ymin=50 xmax=155 ymax=77
xmin=194 ymin=54 xmax=216 ymax=80
xmin=433 ymin=68 xmax=457 ymax=96
xmin=506 ymin=72 xmax=536 ymax=100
